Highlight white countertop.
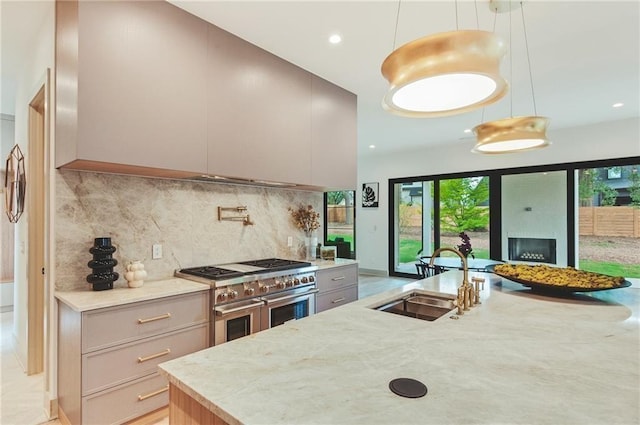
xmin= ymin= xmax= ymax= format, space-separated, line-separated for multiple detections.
xmin=55 ymin=278 xmax=210 ymax=312
xmin=158 ymin=271 xmax=639 ymax=424
xmin=308 ymin=257 xmax=358 ymax=270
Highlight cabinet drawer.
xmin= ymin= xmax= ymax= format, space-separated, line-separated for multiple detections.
xmin=82 ymin=324 xmax=208 ymax=396
xmin=82 ymin=291 xmax=208 ymax=353
xmin=316 ymin=265 xmax=358 ymax=293
xmin=82 ymin=372 xmax=169 ymax=425
xmin=317 ymin=286 xmax=358 ymax=313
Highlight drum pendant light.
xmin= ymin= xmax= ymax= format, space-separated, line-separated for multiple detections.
xmin=381 ymin=1 xmax=508 ymax=117
xmin=473 ymin=0 xmax=550 ymax=154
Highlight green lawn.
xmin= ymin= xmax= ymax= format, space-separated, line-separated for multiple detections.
xmin=579 ymin=260 xmax=640 ymax=278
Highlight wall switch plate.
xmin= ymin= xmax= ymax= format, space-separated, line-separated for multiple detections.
xmin=152 ymin=244 xmax=163 ymax=259
xmin=287 ymin=236 xmax=293 ymax=247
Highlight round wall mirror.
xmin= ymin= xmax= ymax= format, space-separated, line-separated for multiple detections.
xmin=4 ymin=144 xmax=26 ymax=223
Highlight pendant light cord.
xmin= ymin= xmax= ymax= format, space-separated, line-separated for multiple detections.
xmin=474 ymin=0 xmax=479 ymax=29
xmin=392 ymin=0 xmax=402 ymax=51
xmin=455 ymin=0 xmax=459 ymax=30
xmin=521 ymin=2 xmax=538 ymax=115
xmin=509 ymin=0 xmax=513 ymax=118
xmin=481 ymin=6 xmax=499 ymax=124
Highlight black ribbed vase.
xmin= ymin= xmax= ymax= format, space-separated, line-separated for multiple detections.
xmin=87 ymin=237 xmax=119 ymax=291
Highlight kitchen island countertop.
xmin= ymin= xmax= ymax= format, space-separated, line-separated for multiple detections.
xmin=158 ymin=271 xmax=639 ymax=425
xmin=55 ymin=278 xmax=210 ymax=312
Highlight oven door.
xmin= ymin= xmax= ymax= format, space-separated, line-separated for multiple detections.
xmin=213 ymin=298 xmax=264 ymax=346
xmin=261 ymin=286 xmax=319 ymax=331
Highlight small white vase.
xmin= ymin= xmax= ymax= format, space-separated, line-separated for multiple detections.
xmin=125 ymin=260 xmax=147 ymax=288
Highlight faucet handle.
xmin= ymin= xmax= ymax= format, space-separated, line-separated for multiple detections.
xmin=472 ymin=276 xmax=485 ymax=290
xmin=456 ymin=287 xmax=465 ymax=315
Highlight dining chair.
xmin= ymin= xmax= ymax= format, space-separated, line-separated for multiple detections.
xmin=418 ymin=256 xmax=446 ymax=274
xmin=415 ymin=262 xmax=442 ymax=278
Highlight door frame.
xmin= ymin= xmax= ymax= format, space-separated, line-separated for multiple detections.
xmin=26 ymin=74 xmax=48 ymax=376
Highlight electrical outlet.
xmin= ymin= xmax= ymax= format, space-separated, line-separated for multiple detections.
xmin=152 ymin=244 xmax=163 ymax=259
xmin=287 ymin=236 xmax=293 ymax=247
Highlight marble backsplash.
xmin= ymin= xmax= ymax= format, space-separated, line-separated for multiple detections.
xmin=55 ymin=170 xmax=322 ymax=291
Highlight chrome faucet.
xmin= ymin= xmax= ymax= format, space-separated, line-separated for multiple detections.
xmin=429 ymin=247 xmax=474 ymax=315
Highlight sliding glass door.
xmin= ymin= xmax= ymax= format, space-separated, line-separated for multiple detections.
xmin=393 ymin=181 xmax=433 ymax=273
xmin=576 ymin=165 xmax=640 ymax=278
xmin=439 ymin=176 xmax=490 ymax=259
xmin=392 ymin=175 xmax=490 ymax=273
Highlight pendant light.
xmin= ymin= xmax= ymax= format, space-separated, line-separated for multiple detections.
xmin=472 ymin=0 xmax=550 ymax=154
xmin=381 ymin=1 xmax=508 ymax=117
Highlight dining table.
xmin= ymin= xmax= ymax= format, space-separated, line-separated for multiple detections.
xmin=422 ymin=257 xmax=504 ymax=272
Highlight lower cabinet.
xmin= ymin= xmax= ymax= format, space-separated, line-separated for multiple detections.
xmin=316 ymin=263 xmax=358 ymax=313
xmin=58 ymin=291 xmax=209 ymax=425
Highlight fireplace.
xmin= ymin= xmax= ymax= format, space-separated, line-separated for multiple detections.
xmin=508 ymin=238 xmax=557 ymax=264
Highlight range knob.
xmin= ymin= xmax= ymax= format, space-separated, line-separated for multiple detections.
xmin=309 ymin=275 xmax=315 ymax=282
xmin=260 ymin=285 xmax=269 ymax=293
xmin=276 ymin=280 xmax=286 ymax=289
xmin=301 ymin=276 xmax=309 ymax=283
xmin=228 ymin=290 xmax=239 ymax=299
xmin=285 ymin=279 xmax=294 ymax=287
xmin=245 ymin=287 xmax=255 ymax=296
xmin=293 ymin=278 xmax=300 ymax=285
xmin=218 ymin=293 xmax=228 ymax=302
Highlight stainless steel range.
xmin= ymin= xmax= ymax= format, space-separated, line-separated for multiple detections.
xmin=176 ymin=258 xmax=318 ymax=345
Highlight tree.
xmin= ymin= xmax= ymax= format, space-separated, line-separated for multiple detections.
xmin=629 ymin=170 xmax=640 ymax=207
xmin=578 ymin=169 xmax=597 ymax=206
xmin=439 ymin=177 xmax=489 ymax=233
xmin=595 ymin=181 xmax=618 ymax=206
xmin=327 ymin=191 xmax=345 ymax=205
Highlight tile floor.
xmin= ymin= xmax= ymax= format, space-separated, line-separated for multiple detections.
xmin=0 ymin=274 xmax=413 ymax=425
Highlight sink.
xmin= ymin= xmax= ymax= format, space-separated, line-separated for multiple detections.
xmin=372 ymin=291 xmax=456 ymax=321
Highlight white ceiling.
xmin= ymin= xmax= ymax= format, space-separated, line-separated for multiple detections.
xmin=168 ymin=0 xmax=640 ymax=156
xmin=2 ymin=1 xmax=639 ymax=158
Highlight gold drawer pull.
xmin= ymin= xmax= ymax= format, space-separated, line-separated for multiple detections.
xmin=137 ymin=385 xmax=169 ymax=401
xmin=331 ymin=276 xmax=345 ymax=281
xmin=137 ymin=313 xmax=171 ymax=324
xmin=331 ymin=297 xmax=346 ymax=304
xmin=137 ymin=348 xmax=171 ymax=363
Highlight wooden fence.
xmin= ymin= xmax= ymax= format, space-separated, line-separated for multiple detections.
xmin=327 ymin=205 xmax=354 ymax=224
xmin=579 ymin=206 xmax=640 ymax=237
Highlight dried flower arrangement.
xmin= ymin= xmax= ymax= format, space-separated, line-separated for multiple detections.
xmin=288 ymin=205 xmax=320 ymax=235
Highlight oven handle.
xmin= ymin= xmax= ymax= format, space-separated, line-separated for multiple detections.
xmin=262 ymin=288 xmax=319 ymax=305
xmin=214 ymin=299 xmax=264 ymax=316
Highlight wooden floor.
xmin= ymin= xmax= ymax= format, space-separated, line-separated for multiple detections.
xmin=0 ymin=273 xmax=413 ymax=425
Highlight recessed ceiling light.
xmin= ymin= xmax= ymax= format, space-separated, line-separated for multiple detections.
xmin=369 ymin=145 xmax=376 ymax=149
xmin=328 ymin=34 xmax=342 ymax=44
xmin=612 ymin=102 xmax=624 ymax=108
xmin=464 ymin=128 xmax=472 ymax=134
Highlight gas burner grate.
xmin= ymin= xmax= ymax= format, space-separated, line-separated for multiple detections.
xmin=179 ymin=266 xmax=243 ymax=280
xmin=237 ymin=258 xmax=312 ymax=271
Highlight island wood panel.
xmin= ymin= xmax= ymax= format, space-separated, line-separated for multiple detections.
xmin=169 ymin=384 xmax=229 ymax=425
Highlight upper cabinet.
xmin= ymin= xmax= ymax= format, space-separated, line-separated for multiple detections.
xmin=206 ymin=25 xmax=313 ymax=186
xmin=56 ymin=0 xmax=209 ymax=177
xmin=311 ymin=76 xmax=357 ymax=190
xmin=55 ymin=0 xmax=356 ymax=190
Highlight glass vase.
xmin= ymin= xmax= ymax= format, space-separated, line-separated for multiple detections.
xmin=304 ymin=232 xmax=318 ymax=261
